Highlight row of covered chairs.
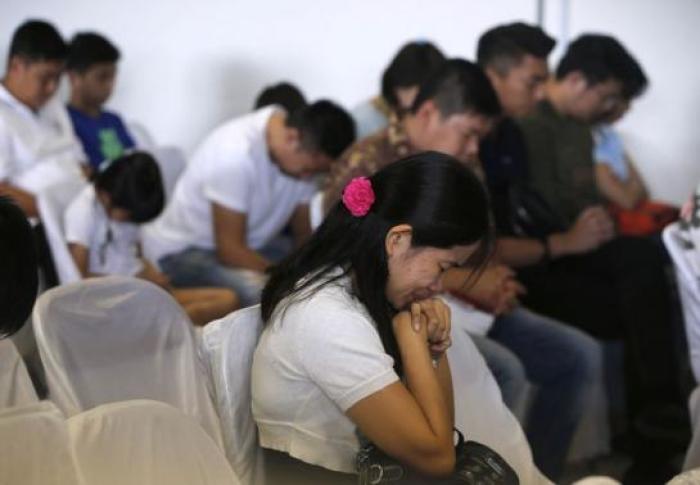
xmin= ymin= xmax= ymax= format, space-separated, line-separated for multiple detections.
xmin=1 ymin=276 xmax=259 ymax=484
xmin=0 ymin=399 xmax=238 ymax=485
xmin=3 ymin=220 xmax=700 ymax=484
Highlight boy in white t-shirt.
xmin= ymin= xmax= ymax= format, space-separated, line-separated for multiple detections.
xmin=65 ymin=152 xmax=237 ymax=326
xmin=0 ymin=20 xmax=85 ymax=218
xmin=143 ymin=101 xmax=355 ymax=307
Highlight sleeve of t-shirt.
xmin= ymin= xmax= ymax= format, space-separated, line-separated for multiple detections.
xmin=64 ymin=190 xmax=94 ymax=247
xmin=295 ymin=296 xmax=399 ymax=412
xmin=202 ymin=149 xmax=251 ymax=214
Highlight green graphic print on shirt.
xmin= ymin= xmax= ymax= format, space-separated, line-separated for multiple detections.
xmin=99 ymin=128 xmax=126 ymax=161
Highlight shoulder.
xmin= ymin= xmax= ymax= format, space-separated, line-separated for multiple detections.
xmin=274 ymin=277 xmax=375 ymax=341
xmin=100 ymin=110 xmax=128 ymax=125
xmin=340 ymin=130 xmax=389 ymax=169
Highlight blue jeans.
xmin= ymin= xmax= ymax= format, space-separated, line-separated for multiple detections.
xmin=474 ymin=307 xmax=602 ymax=480
xmin=159 ymin=247 xmax=267 ymax=307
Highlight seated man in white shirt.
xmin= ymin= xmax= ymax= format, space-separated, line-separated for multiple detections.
xmin=0 ymin=20 xmax=85 ymax=218
xmin=144 ymin=101 xmax=355 ymax=307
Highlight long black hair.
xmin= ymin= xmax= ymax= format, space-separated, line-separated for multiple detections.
xmin=261 ymin=151 xmax=493 ymax=372
xmin=0 ymin=197 xmax=38 ymax=338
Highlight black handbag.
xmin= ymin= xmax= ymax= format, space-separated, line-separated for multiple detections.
xmin=508 ymin=183 xmax=566 ymax=239
xmin=356 ymin=430 xmax=519 ymax=485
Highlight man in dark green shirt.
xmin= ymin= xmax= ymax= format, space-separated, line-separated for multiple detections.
xmin=515 ymin=35 xmax=688 ymax=477
xmin=518 ymin=100 xmax=604 ymax=225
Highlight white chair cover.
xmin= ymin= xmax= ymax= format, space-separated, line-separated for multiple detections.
xmin=0 ymin=338 xmax=38 ymax=408
xmin=668 ymin=468 xmax=700 ymax=485
xmin=201 ymin=305 xmax=265 ymax=485
xmin=663 ymin=223 xmax=700 ymax=381
xmin=68 ymin=399 xmax=239 ymax=485
xmin=150 ymin=145 xmax=187 ymax=202
xmin=33 ymin=276 xmax=223 ymax=447
xmin=36 ymin=178 xmax=88 ymax=284
xmin=0 ymin=401 xmax=83 ymax=485
xmin=571 ymin=477 xmax=621 ymax=485
xmin=127 ymin=120 xmax=156 ymax=150
xmin=683 ymin=386 xmax=700 ymax=470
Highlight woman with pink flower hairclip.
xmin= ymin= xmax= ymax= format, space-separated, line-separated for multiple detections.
xmin=251 ymin=151 xmax=549 ymax=484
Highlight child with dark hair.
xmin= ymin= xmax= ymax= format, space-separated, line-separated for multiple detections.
xmin=0 ymin=197 xmax=38 ymax=338
xmin=64 ymin=151 xmax=237 ymax=326
xmin=66 ymin=32 xmax=136 ymax=171
xmin=352 ymin=41 xmax=446 ymax=138
xmin=253 ymin=81 xmax=307 ymax=114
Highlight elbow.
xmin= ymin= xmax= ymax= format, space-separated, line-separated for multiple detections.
xmin=410 ymin=443 xmax=456 ymax=478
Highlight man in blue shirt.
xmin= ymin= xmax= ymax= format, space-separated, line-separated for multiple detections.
xmin=66 ymin=32 xmax=135 ymax=171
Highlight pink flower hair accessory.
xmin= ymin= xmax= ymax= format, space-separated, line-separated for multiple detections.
xmin=342 ymin=176 xmax=375 ymax=217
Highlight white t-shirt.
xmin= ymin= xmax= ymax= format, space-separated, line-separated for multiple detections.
xmin=0 ymin=84 xmax=84 ymax=193
xmin=252 ymin=270 xmax=549 ymax=483
xmin=143 ymin=107 xmax=316 ymax=262
xmin=64 ymin=185 xmax=143 ymax=276
xmin=251 ymin=272 xmax=399 ymax=474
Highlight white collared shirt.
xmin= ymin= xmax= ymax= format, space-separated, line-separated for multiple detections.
xmin=0 ymin=83 xmax=84 ymax=192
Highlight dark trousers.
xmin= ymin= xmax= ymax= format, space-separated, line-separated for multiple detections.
xmin=517 ymin=236 xmax=683 ymax=419
xmin=262 ymin=448 xmax=356 ymax=485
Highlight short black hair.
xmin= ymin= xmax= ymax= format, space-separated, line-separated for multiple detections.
xmin=286 ymin=100 xmax=356 ymax=159
xmin=556 ymin=34 xmax=646 ymax=98
xmin=254 ymin=82 xmax=307 ymax=114
xmin=66 ymin=32 xmax=120 ymax=72
xmin=411 ymin=58 xmax=501 ymax=119
xmin=8 ymin=19 xmax=67 ymax=63
xmin=620 ymin=52 xmax=648 ymax=100
xmin=382 ymin=41 xmax=446 ymax=110
xmin=0 ymin=197 xmax=38 ymax=338
xmin=477 ymin=22 xmax=555 ymax=74
xmin=94 ymin=151 xmax=165 ymax=223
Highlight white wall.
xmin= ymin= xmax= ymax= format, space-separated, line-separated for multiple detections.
xmin=0 ymin=0 xmax=535 ymax=152
xmin=2 ymin=0 xmax=698 ymax=203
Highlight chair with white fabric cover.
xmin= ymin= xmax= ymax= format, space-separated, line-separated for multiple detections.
xmin=149 ymin=145 xmax=187 ymax=202
xmin=683 ymin=386 xmax=700 ymax=470
xmin=668 ymin=468 xmax=700 ymax=485
xmin=0 ymin=401 xmax=83 ymax=485
xmin=663 ymin=223 xmax=700 ymax=381
xmin=127 ymin=120 xmax=156 ymax=151
xmin=68 ymin=400 xmax=240 ymax=485
xmin=201 ymin=305 xmax=265 ymax=485
xmin=0 ymin=338 xmax=38 ymax=408
xmin=571 ymin=477 xmax=621 ymax=485
xmin=36 ymin=178 xmax=88 ymax=285
xmin=33 ymin=276 xmax=223 ymax=448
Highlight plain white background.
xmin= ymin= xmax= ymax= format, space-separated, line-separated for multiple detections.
xmin=1 ymin=0 xmax=698 ymax=203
